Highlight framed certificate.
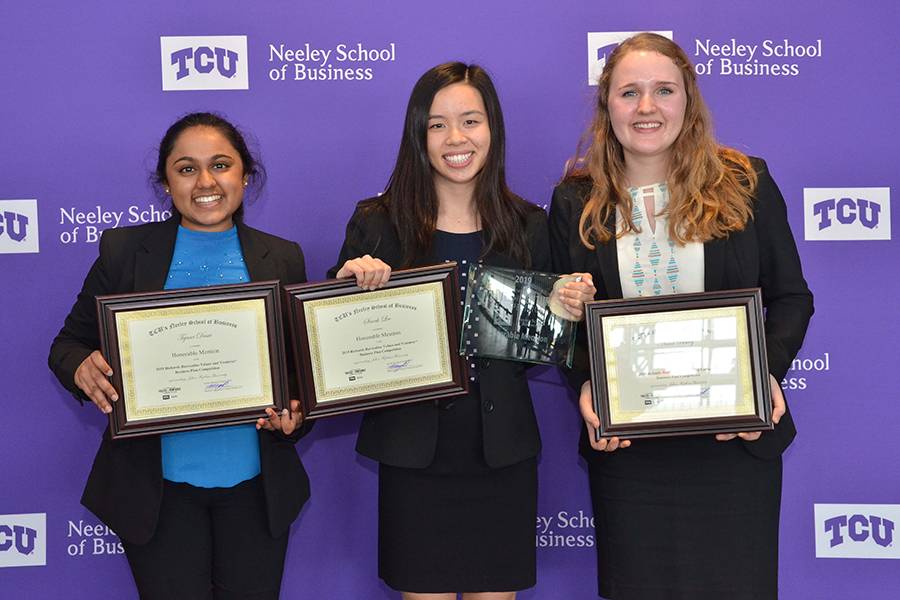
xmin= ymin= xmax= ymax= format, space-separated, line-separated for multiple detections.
xmin=97 ymin=281 xmax=288 ymax=439
xmin=283 ymin=263 xmax=468 ymax=419
xmin=585 ymin=288 xmax=772 ymax=439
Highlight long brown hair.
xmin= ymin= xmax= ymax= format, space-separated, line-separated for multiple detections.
xmin=568 ymin=33 xmax=757 ymax=248
xmin=370 ymin=62 xmax=537 ymax=266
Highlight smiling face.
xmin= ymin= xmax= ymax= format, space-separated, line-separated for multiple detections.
xmin=607 ymin=50 xmax=687 ymax=171
xmin=164 ymin=125 xmax=246 ymax=232
xmin=426 ymin=82 xmax=491 ymax=193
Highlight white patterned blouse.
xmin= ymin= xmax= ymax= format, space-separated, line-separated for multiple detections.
xmin=616 ymin=183 xmax=705 ymax=298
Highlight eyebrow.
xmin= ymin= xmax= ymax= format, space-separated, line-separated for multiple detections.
xmin=617 ymin=80 xmax=681 ymax=90
xmin=428 ymin=110 xmax=486 ymax=119
xmin=171 ymin=154 xmax=234 ymax=164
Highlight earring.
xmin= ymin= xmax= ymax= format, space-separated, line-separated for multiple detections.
xmin=164 ymin=187 xmax=170 ymax=194
xmin=243 ymin=181 xmax=248 ymax=188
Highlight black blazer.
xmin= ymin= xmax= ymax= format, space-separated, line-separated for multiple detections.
xmin=48 ymin=216 xmax=312 ymax=545
xmin=327 ymin=198 xmax=551 ymax=469
xmin=549 ymin=158 xmax=814 ymax=460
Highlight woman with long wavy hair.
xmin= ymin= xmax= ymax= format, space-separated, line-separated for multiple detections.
xmin=549 ymin=33 xmax=813 ymax=599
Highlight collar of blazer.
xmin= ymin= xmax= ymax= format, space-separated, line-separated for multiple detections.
xmin=591 ymin=211 xmax=728 ymax=299
xmin=133 ymin=214 xmax=271 ymax=291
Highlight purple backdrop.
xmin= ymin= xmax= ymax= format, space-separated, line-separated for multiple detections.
xmin=2 ymin=1 xmax=898 ymax=597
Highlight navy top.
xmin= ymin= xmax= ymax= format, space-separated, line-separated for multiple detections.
xmin=429 ymin=230 xmax=489 ymax=473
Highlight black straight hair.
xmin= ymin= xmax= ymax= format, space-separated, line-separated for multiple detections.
xmin=372 ymin=62 xmax=537 ymax=267
xmin=152 ymin=112 xmax=266 ymax=220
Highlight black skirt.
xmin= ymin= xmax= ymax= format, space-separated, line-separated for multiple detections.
xmin=587 ymin=435 xmax=782 ymax=600
xmin=377 ymin=388 xmax=537 ymax=593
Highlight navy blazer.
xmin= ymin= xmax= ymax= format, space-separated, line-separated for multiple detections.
xmin=327 ymin=198 xmax=551 ymax=469
xmin=549 ymin=158 xmax=814 ymax=460
xmin=49 ymin=216 xmax=312 ymax=544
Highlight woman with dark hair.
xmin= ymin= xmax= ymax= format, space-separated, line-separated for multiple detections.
xmin=49 ymin=112 xmax=311 ymax=599
xmin=549 ymin=33 xmax=813 ymax=599
xmin=329 ymin=62 xmax=594 ymax=600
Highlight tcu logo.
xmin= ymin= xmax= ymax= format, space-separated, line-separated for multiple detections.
xmin=0 ymin=513 xmax=46 ymax=567
xmin=823 ymin=514 xmax=895 ymax=548
xmin=160 ymin=36 xmax=249 ymax=91
xmin=815 ymin=504 xmax=900 ymax=559
xmin=0 ymin=525 xmax=38 ymax=556
xmin=0 ymin=210 xmax=29 ymax=242
xmin=812 ymin=197 xmax=881 ymax=230
xmin=0 ymin=199 xmax=39 ymax=253
xmin=804 ymin=187 xmax=891 ymax=241
xmin=171 ymin=46 xmax=239 ymax=80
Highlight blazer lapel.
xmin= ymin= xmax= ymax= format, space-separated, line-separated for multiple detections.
xmin=134 ymin=217 xmax=179 ymax=292
xmin=594 ymin=212 xmax=623 ymax=299
xmin=703 ymin=236 xmax=726 ymax=292
xmin=237 ymin=223 xmax=270 ymax=281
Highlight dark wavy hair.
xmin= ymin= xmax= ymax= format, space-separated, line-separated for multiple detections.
xmin=152 ymin=112 xmax=266 ymax=221
xmin=369 ymin=62 xmax=538 ymax=266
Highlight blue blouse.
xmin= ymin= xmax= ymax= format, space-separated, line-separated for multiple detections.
xmin=160 ymin=225 xmax=261 ymax=488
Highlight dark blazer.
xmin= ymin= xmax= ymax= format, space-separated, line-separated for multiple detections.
xmin=48 ymin=216 xmax=312 ymax=545
xmin=327 ymin=198 xmax=551 ymax=469
xmin=549 ymin=158 xmax=814 ymax=460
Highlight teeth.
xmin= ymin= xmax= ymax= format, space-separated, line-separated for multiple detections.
xmin=194 ymin=195 xmax=222 ymax=204
xmin=634 ymin=123 xmax=661 ymax=130
xmin=444 ymin=152 xmax=473 ymax=165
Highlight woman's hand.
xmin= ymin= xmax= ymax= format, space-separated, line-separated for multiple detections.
xmin=580 ymin=380 xmax=631 ymax=452
xmin=257 ymin=399 xmax=304 ymax=435
xmin=557 ymin=273 xmax=596 ymax=321
xmin=74 ymin=350 xmax=118 ymax=414
xmin=716 ymin=374 xmax=785 ymax=442
xmin=335 ymin=255 xmax=392 ymax=290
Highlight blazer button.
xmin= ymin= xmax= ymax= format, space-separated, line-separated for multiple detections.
xmin=482 ymin=399 xmax=494 ymax=413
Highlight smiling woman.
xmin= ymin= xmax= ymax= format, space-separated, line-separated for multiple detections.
xmin=163 ymin=127 xmax=247 ymax=232
xmin=549 ymin=33 xmax=813 ymax=600
xmin=326 ymin=62 xmax=594 ymax=600
xmin=606 ymin=50 xmax=686 ymax=180
xmin=153 ymin=112 xmax=266 ymax=230
xmin=426 ymin=82 xmax=491 ymax=193
xmin=49 ymin=112 xmax=311 ymax=600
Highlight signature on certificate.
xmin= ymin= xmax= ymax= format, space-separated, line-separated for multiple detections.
xmin=387 ymin=359 xmax=412 ymax=372
xmin=205 ymin=380 xmax=231 ymax=392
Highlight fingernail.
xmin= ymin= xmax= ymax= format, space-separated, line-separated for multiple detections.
xmin=112 ymin=395 xmax=119 ymax=402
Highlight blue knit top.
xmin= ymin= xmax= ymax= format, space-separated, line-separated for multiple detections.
xmin=160 ymin=225 xmax=261 ymax=488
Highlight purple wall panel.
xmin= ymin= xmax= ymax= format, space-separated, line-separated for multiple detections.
xmin=2 ymin=1 xmax=897 ymax=597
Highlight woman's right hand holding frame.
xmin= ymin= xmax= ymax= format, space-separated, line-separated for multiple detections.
xmin=336 ymin=254 xmax=392 ymax=290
